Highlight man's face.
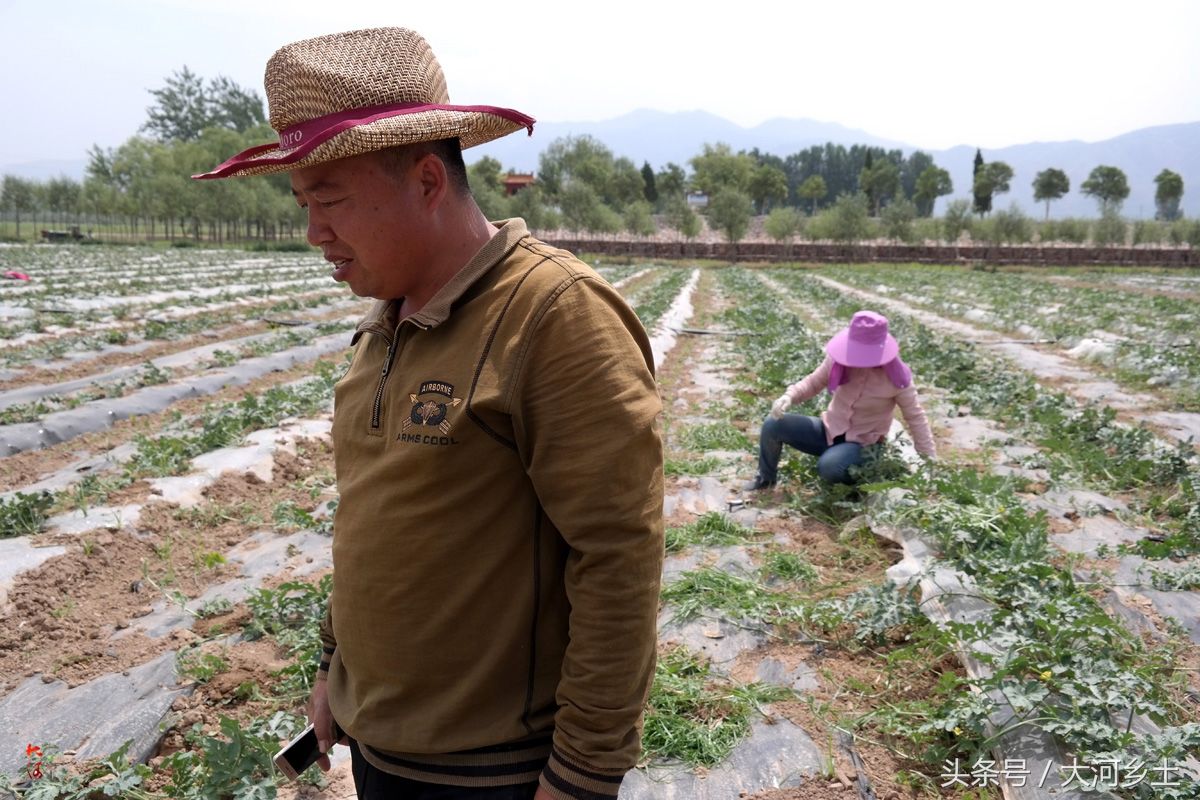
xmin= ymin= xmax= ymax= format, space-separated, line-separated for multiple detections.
xmin=290 ymin=150 xmax=428 ymax=300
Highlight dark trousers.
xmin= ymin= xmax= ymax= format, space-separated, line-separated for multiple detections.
xmin=350 ymin=740 xmax=540 ymax=800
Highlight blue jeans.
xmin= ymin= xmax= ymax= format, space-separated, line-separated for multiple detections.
xmin=757 ymin=414 xmax=869 ymax=486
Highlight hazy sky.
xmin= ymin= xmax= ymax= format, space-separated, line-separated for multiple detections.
xmin=3 ymin=0 xmax=1199 ymax=167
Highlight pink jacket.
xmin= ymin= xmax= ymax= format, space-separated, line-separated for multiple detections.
xmin=784 ymin=356 xmax=936 ymax=457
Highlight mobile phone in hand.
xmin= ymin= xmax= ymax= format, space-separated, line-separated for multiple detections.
xmin=273 ymin=724 xmax=321 ymax=781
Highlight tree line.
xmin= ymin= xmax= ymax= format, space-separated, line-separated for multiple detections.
xmin=468 ymin=137 xmax=1189 ymax=246
xmin=0 ymin=68 xmax=1191 ymax=247
xmin=1 ymin=68 xmax=304 ymax=243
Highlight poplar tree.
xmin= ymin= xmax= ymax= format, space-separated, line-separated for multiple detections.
xmin=641 ymin=161 xmax=658 ymax=204
xmin=972 ymin=149 xmax=991 ymax=216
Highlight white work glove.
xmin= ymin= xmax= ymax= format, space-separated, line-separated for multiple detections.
xmin=769 ymin=394 xmax=792 ymax=419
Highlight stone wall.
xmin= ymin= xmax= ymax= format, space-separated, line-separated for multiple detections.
xmin=544 ymin=239 xmax=1199 ymax=267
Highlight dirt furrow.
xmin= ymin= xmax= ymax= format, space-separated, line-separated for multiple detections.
xmin=811 ymin=275 xmax=1200 ymax=444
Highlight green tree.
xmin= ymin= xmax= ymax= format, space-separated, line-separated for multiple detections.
xmin=640 ymin=161 xmax=658 ymax=205
xmin=783 ymin=143 xmax=892 ymax=211
xmin=467 ymin=156 xmax=508 ymax=220
xmin=623 ymin=200 xmax=656 ymax=237
xmin=207 ymin=75 xmax=267 ymax=133
xmin=84 ymin=144 xmax=119 ymax=188
xmin=972 ymin=161 xmax=1013 ymax=217
xmin=606 ymin=157 xmax=645 ymax=208
xmin=1 ymin=175 xmax=37 ymax=238
xmin=689 ymin=143 xmax=755 ymax=196
xmin=597 ymin=205 xmax=623 ymax=237
xmin=1153 ymin=168 xmax=1184 ymax=221
xmin=81 ymin=146 xmax=122 ymax=227
xmin=44 ymin=176 xmax=81 ymax=226
xmin=112 ymin=137 xmax=168 ymax=237
xmin=537 ymin=135 xmax=615 ymax=198
xmin=472 ymin=183 xmax=511 ymax=222
xmin=796 ymin=174 xmax=827 ymax=215
xmin=664 ymin=197 xmax=700 ymax=241
xmin=941 ymin=198 xmax=974 ymax=244
xmin=559 ymin=182 xmax=605 ymax=234
xmin=654 ymin=163 xmax=687 ymax=208
xmin=536 ymin=135 xmax=637 ymax=224
xmin=191 ymin=126 xmax=276 ymax=241
xmin=143 ymin=67 xmax=265 ymax=142
xmin=982 ymin=204 xmax=1032 ymax=245
xmin=1032 ymin=168 xmax=1070 ymax=221
xmin=509 ymin=185 xmax=558 ymax=232
xmin=468 ymin=156 xmax=506 ymax=194
xmin=880 ymin=197 xmax=917 ymax=243
xmin=763 ymin=206 xmax=803 ymax=246
xmin=822 ymin=192 xmax=871 ymax=244
xmin=143 ymin=66 xmax=209 ymax=141
xmin=747 ymin=163 xmax=788 ymax=214
xmin=1081 ymin=165 xmax=1130 ymax=215
xmin=859 ymin=150 xmax=874 ymax=211
xmin=858 ymin=159 xmax=900 ymax=216
xmin=147 ymin=140 xmax=197 ymax=238
xmin=899 ymin=151 xmax=935 ymax=202
xmin=1168 ymin=218 xmax=1200 ymax=247
xmin=913 ymin=166 xmax=952 ymax=217
xmin=706 ymin=188 xmax=753 ymax=244
xmin=1092 ymin=207 xmax=1127 ymax=246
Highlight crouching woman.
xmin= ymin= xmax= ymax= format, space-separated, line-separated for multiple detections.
xmin=746 ymin=310 xmax=936 ymax=490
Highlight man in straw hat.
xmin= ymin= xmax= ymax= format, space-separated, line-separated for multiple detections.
xmin=197 ymin=27 xmax=664 ymax=800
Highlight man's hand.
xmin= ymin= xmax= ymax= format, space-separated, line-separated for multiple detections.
xmin=306 ymin=679 xmax=342 ymax=772
xmin=769 ymin=393 xmax=792 ymax=419
xmin=534 ymin=786 xmax=554 ymax=800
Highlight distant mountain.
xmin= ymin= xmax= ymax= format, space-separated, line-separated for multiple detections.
xmin=473 ymin=108 xmax=907 ymax=173
xmin=473 ymin=111 xmax=1200 ymax=220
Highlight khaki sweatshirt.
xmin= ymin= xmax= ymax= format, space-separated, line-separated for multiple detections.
xmin=318 ymin=219 xmax=664 ymax=799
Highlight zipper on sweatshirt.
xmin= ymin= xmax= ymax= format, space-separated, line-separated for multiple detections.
xmin=370 ymin=323 xmax=403 ymax=432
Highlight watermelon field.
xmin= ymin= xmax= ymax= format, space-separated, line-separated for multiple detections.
xmin=0 ymin=242 xmax=1197 ymax=800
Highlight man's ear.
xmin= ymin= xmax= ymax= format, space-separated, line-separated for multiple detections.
xmin=414 ymin=152 xmax=450 ymax=210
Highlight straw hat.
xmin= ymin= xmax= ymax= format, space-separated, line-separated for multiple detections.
xmin=825 ymin=310 xmax=900 ymax=368
xmin=194 ymin=27 xmax=535 ymax=180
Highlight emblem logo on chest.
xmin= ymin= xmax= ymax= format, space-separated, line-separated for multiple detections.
xmin=402 ymin=380 xmax=463 ymax=437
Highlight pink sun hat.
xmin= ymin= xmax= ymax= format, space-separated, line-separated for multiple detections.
xmin=825 ymin=310 xmax=899 ymax=367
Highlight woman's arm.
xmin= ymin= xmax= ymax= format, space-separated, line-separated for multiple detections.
xmin=784 ymin=356 xmax=834 ymax=404
xmin=895 ymin=384 xmax=937 ymax=457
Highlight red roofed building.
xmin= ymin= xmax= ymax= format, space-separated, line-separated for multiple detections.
xmin=502 ymin=173 xmax=536 ymax=196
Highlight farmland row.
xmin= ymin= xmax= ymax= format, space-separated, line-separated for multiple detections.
xmin=770 ymin=270 xmax=1200 ymax=558
xmin=573 ymin=262 xmax=1180 ymax=798
xmin=0 ymin=275 xmax=338 ymax=341
xmin=0 ymin=250 xmax=328 ymax=299
xmin=0 ymin=266 xmax=327 ymax=302
xmin=0 ymin=261 xmax=712 ymax=798
xmin=815 ymin=264 xmax=1200 ymax=411
xmin=0 ymin=268 xmax=690 ymax=531
xmin=0 ymin=246 xmax=320 ymax=286
xmin=0 ymin=293 xmax=365 ymax=383
xmin=1 ymin=254 xmax=1197 ymax=799
xmin=710 ymin=267 xmax=1199 ymax=797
